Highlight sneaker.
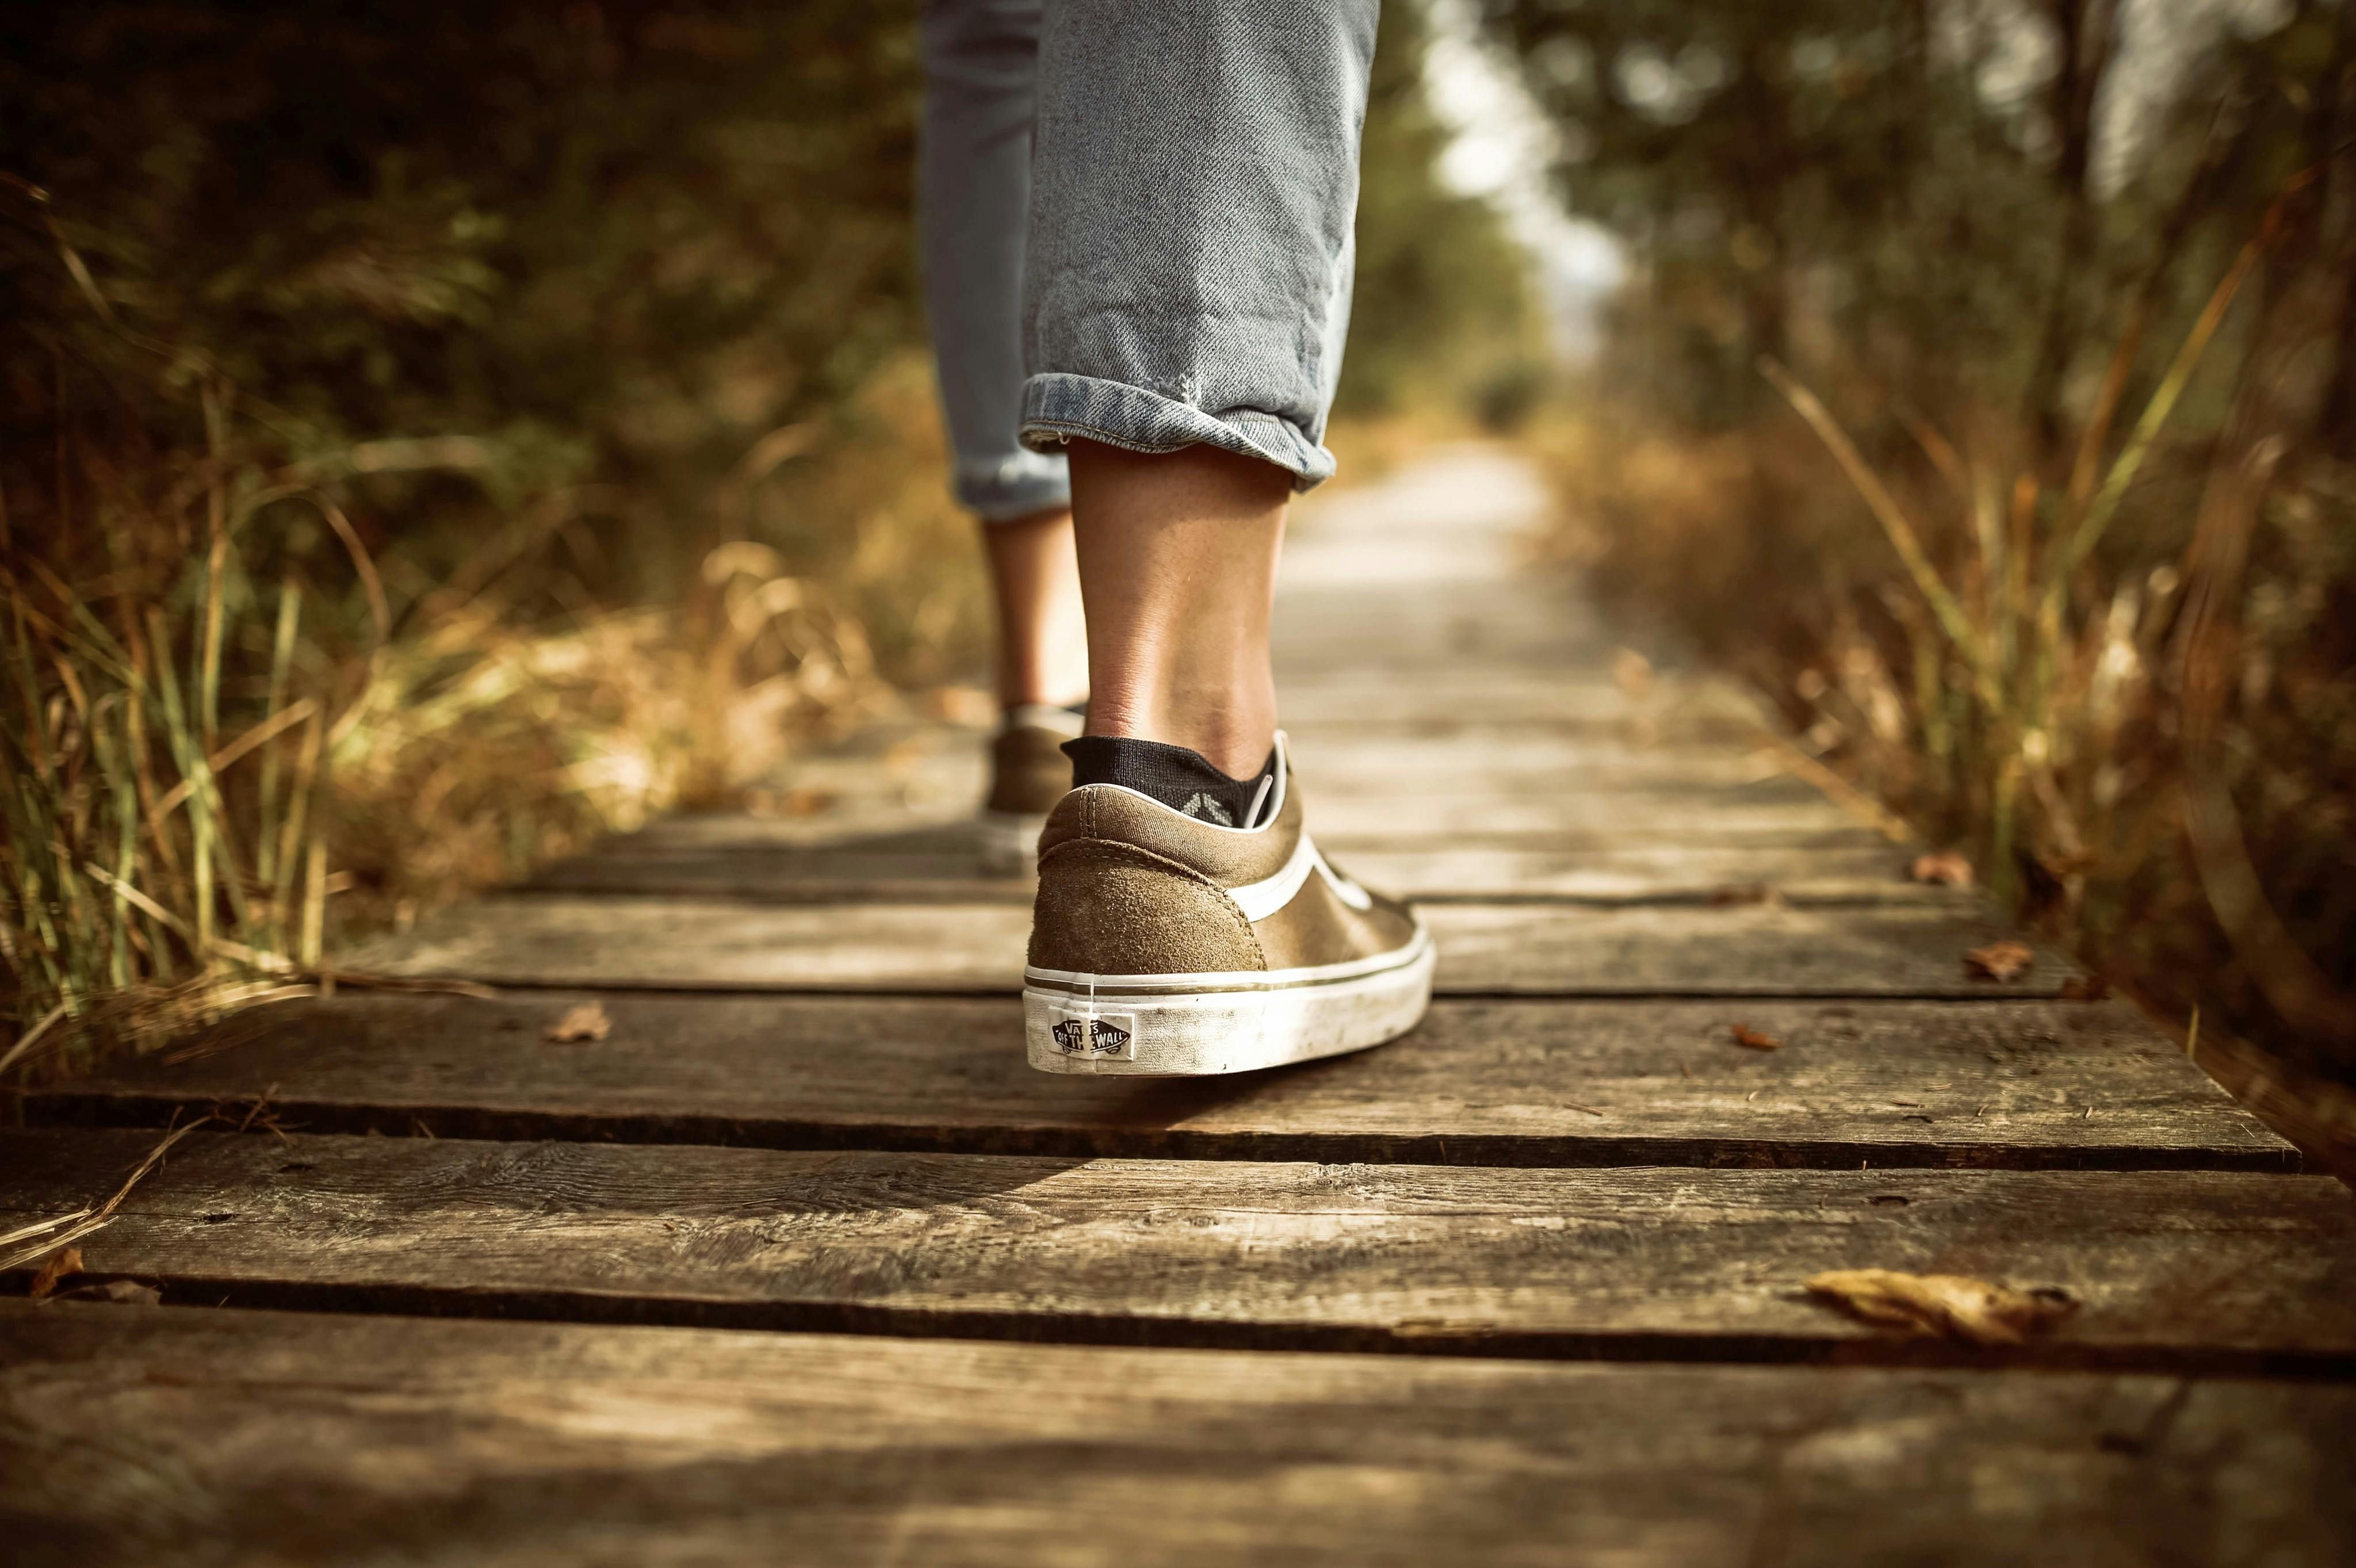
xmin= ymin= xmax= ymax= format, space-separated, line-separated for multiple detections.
xmin=979 ymin=703 xmax=1085 ymax=873
xmin=1023 ymin=733 xmax=1434 ymax=1076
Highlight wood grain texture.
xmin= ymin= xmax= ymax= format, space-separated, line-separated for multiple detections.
xmin=1426 ymin=900 xmax=2076 ymax=994
xmin=9 ymin=1302 xmax=2350 ymax=1568
xmin=1343 ymin=843 xmax=1947 ymax=902
xmin=339 ymin=894 xmax=2078 ymax=996
xmin=28 ymin=994 xmax=2293 ymax=1171
xmin=6 ymin=1131 xmax=2348 ymax=1369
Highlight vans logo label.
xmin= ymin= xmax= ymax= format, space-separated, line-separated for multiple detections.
xmin=1047 ymin=1012 xmax=1138 ymax=1060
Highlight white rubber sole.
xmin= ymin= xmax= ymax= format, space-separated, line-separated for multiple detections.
xmin=1023 ymin=924 xmax=1436 ymax=1077
xmin=978 ymin=811 xmax=1047 ymax=875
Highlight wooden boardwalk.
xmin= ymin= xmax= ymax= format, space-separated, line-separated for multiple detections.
xmin=6 ymin=449 xmax=2353 ymax=1564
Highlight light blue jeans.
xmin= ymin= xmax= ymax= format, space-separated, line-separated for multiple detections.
xmin=919 ymin=0 xmax=1378 ymax=522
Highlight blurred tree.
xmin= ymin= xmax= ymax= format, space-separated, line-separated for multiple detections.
xmin=2 ymin=1 xmax=921 ymax=602
xmin=1340 ymin=1 xmax=1541 ymax=419
xmin=1474 ymin=0 xmax=2145 ymax=428
xmin=1476 ymin=0 xmax=2354 ymax=448
xmin=1484 ymin=0 xmax=2356 ymax=1082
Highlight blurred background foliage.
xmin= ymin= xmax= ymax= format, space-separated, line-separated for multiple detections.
xmin=1482 ymin=0 xmax=2356 ymax=1097
xmin=1347 ymin=5 xmax=1544 ymax=420
xmin=18 ymin=0 xmax=2348 ymax=1116
xmin=0 ymin=1 xmax=1536 ymax=1076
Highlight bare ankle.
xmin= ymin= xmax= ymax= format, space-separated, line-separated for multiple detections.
xmin=1067 ymin=441 xmax=1288 ymax=778
xmin=982 ymin=507 xmax=1089 ymax=708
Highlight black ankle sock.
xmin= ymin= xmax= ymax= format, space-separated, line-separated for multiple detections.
xmin=1063 ymin=736 xmax=1278 ymax=827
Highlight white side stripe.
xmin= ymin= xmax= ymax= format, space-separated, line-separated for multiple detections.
xmin=1319 ymin=855 xmax=1374 ymax=911
xmin=1227 ymin=833 xmax=1373 ymax=921
xmin=1229 ymin=835 xmax=1318 ymax=921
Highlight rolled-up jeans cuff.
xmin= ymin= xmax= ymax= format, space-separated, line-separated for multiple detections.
xmin=957 ymin=450 xmax=1073 ymax=523
xmin=1020 ymin=373 xmax=1337 ymax=492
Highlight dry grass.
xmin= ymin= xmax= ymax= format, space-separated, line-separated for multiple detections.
xmin=1 ymin=538 xmax=878 ymax=1082
xmin=1531 ymin=240 xmax=2356 ymax=1133
xmin=0 ymin=354 xmax=989 ymax=1087
xmin=0 ymin=1114 xmax=215 ymax=1271
xmin=0 ymin=328 xmax=1470 ymax=1088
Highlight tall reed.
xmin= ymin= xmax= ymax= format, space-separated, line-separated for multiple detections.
xmin=1 ymin=357 xmax=924 ymax=1086
xmin=2 ymin=452 xmax=338 ymax=1074
xmin=1536 ymin=169 xmax=2356 ymax=1117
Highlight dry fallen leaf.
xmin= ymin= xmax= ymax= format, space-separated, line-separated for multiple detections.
xmin=781 ymin=787 xmax=839 ymax=818
xmin=1730 ymin=1024 xmax=1782 ymax=1051
xmin=1611 ymin=647 xmax=1654 ymax=699
xmin=1964 ymin=940 xmax=2036 ymax=982
xmin=28 ymin=1246 xmax=83 ymax=1301
xmin=1806 ymin=1268 xmax=2078 ymax=1346
xmin=544 ymin=1001 xmax=611 ymax=1043
xmin=2059 ymin=974 xmax=2112 ymax=1002
xmin=1908 ymin=850 xmax=1974 ymax=888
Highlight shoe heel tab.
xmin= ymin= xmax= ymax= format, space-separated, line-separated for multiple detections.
xmin=1037 ymin=782 xmax=1101 ymax=855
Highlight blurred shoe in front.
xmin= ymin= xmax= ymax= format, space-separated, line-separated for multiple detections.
xmin=980 ymin=703 xmax=1085 ymax=873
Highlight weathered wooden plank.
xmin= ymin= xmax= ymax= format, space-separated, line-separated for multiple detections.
xmin=1273 ymin=544 xmax=1606 ymax=678
xmin=731 ymin=717 xmax=1771 ymax=840
xmin=730 ymin=717 xmax=1799 ymax=842
xmin=614 ymin=787 xmax=1876 ymax=853
xmin=756 ymin=724 xmax=1811 ymax=804
xmin=3 ymin=1132 xmax=2349 ymax=1368
xmin=1314 ymin=781 xmax=1881 ymax=842
xmin=1283 ymin=730 xmax=1813 ymax=790
xmin=27 ymin=995 xmax=2291 ymax=1171
xmin=1305 ymin=787 xmax=1859 ymax=840
xmin=529 ymin=825 xmax=1037 ymax=903
xmin=1281 ymin=710 xmax=1768 ymax=746
xmin=526 ymin=837 xmax=1960 ymax=906
xmin=1274 ymin=669 xmax=1760 ymax=724
xmin=340 ymin=895 xmax=2076 ymax=996
xmin=7 ymin=1303 xmax=2350 ymax=1568
xmin=605 ymin=822 xmax=1897 ymax=881
xmin=1427 ymin=901 xmax=2076 ymax=994
xmin=1340 ymin=843 xmax=1944 ymax=901
xmin=653 ymin=732 xmax=1871 ymax=835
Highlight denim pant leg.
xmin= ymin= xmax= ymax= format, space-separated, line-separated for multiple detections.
xmin=1019 ymin=0 xmax=1378 ymax=491
xmin=919 ymin=0 xmax=1073 ymax=522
